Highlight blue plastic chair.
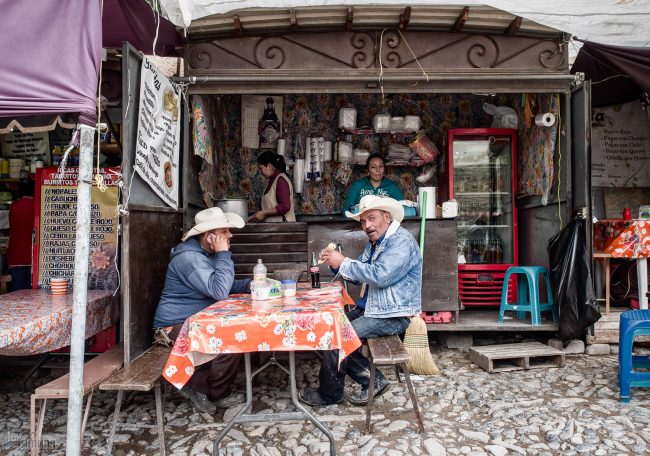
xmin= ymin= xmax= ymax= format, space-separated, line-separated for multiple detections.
xmin=498 ymin=266 xmax=558 ymax=326
xmin=618 ymin=309 xmax=650 ymax=402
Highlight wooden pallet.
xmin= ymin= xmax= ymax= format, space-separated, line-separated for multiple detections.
xmin=468 ymin=342 xmax=565 ymax=373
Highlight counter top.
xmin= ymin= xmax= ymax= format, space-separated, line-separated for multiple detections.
xmin=297 ymin=215 xmax=455 ymax=223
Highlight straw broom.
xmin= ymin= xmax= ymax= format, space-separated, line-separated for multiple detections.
xmin=403 ymin=191 xmax=440 ymax=375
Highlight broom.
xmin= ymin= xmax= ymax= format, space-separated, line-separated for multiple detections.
xmin=403 ymin=190 xmax=440 ymax=375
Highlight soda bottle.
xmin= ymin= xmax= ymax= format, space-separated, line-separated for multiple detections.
xmin=310 ymin=252 xmax=321 ymax=288
xmin=253 ymin=259 xmax=267 ymax=283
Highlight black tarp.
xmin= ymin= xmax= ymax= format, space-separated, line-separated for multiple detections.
xmin=548 ymin=219 xmax=601 ymax=343
xmin=571 ymin=41 xmax=650 ymax=107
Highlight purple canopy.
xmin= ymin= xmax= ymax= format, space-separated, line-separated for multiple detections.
xmin=103 ymin=0 xmax=182 ymax=57
xmin=0 ymin=0 xmax=101 ymax=126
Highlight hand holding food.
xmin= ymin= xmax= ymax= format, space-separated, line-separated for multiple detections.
xmin=318 ymin=243 xmax=338 ymax=264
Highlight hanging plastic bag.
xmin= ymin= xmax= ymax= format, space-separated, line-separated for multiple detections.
xmin=409 ymin=131 xmax=439 ymax=163
xmin=483 ymin=103 xmax=518 ymax=129
xmin=547 ymin=219 xmax=601 ymax=343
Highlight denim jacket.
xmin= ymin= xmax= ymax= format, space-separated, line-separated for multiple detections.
xmin=339 ymin=221 xmax=422 ymax=318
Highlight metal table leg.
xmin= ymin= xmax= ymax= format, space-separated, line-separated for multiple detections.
xmin=213 ymin=352 xmax=336 ymax=456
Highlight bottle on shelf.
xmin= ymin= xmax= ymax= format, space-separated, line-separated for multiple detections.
xmin=253 ymin=258 xmax=267 ymax=283
xmin=310 ymin=252 xmax=321 ymax=288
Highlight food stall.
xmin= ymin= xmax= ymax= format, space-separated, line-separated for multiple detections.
xmin=175 ymin=8 xmax=589 ymax=309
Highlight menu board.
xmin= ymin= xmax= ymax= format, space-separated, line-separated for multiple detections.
xmin=35 ymin=167 xmax=120 ymax=290
xmin=592 ymin=100 xmax=650 ymax=187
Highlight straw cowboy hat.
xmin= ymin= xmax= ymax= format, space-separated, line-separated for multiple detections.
xmin=182 ymin=207 xmax=245 ymax=241
xmin=345 ymin=195 xmax=404 ymax=222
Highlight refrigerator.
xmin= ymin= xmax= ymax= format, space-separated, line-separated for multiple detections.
xmin=447 ymin=128 xmax=518 ymax=307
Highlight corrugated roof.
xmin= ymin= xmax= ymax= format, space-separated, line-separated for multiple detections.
xmin=185 ymin=5 xmax=561 ymax=41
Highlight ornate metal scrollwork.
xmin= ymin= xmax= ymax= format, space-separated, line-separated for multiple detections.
xmin=350 ymin=32 xmax=375 ymax=68
xmin=379 ymin=30 xmax=402 ymax=68
xmin=466 ymin=35 xmax=499 ymax=68
xmin=255 ymin=37 xmax=287 ymax=69
xmin=187 ymin=43 xmax=215 ymax=70
xmin=538 ymin=41 xmax=566 ymax=69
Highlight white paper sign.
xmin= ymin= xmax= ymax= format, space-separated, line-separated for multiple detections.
xmin=135 ymin=57 xmax=181 ymax=209
xmin=0 ymin=131 xmax=50 ymax=160
xmin=592 ymin=101 xmax=650 ymax=187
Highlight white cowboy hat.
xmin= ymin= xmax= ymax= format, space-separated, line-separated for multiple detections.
xmin=182 ymin=207 xmax=245 ymax=241
xmin=345 ymin=195 xmax=404 ymax=222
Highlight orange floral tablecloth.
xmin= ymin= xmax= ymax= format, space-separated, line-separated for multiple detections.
xmin=0 ymin=289 xmax=119 ymax=356
xmin=600 ymin=220 xmax=650 ymax=258
xmin=163 ymin=282 xmax=361 ymax=389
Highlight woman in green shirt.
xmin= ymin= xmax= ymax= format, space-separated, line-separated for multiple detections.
xmin=342 ymin=153 xmax=404 ymax=214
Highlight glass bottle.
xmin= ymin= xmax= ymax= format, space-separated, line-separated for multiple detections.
xmin=253 ymin=258 xmax=267 ymax=283
xmin=310 ymin=252 xmax=321 ymax=288
xmin=258 ymin=97 xmax=280 ymax=147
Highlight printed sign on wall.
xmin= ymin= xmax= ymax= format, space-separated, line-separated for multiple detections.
xmin=592 ymin=101 xmax=650 ymax=187
xmin=0 ymin=131 xmax=50 ymax=161
xmin=135 ymin=56 xmax=181 ymax=209
xmin=36 ymin=167 xmax=120 ymax=290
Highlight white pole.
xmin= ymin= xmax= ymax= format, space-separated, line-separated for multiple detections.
xmin=65 ymin=124 xmax=94 ymax=456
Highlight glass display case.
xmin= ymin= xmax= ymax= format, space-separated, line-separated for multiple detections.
xmin=448 ymin=128 xmax=518 ymax=306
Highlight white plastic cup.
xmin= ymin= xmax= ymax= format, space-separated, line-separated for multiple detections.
xmin=281 ymin=280 xmax=297 ymax=297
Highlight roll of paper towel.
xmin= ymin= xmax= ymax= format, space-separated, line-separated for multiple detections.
xmin=276 ymin=139 xmax=286 ymax=156
xmin=534 ymin=112 xmax=556 ymax=127
xmin=418 ymin=187 xmax=436 ymax=219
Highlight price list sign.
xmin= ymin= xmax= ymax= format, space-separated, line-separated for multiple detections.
xmin=36 ymin=167 xmax=121 ymax=290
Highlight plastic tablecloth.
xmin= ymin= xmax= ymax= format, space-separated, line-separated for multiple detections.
xmin=163 ymin=282 xmax=361 ymax=389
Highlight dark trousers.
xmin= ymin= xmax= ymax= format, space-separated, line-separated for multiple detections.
xmin=168 ymin=323 xmax=242 ymax=401
xmin=318 ymin=307 xmax=410 ymax=403
xmin=9 ymin=266 xmax=31 ymax=291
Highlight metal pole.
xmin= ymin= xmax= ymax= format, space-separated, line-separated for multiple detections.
xmin=173 ymin=73 xmax=579 ymax=83
xmin=65 ymin=124 xmax=94 ymax=456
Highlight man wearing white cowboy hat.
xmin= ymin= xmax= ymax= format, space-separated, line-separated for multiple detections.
xmin=153 ymin=207 xmax=251 ymax=414
xmin=299 ymin=195 xmax=422 ymax=407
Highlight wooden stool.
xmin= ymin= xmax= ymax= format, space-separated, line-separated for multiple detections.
xmin=366 ymin=335 xmax=424 ymax=433
xmin=100 ymin=345 xmax=171 ymax=455
xmin=29 ymin=344 xmax=123 ymax=456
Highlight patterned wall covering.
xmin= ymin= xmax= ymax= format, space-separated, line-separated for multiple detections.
xmin=195 ymin=93 xmax=556 ymax=214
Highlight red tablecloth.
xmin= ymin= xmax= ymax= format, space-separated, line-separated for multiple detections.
xmin=163 ymin=282 xmax=361 ymax=389
xmin=596 ymin=220 xmax=650 ymax=258
xmin=0 ymin=289 xmax=119 ymax=355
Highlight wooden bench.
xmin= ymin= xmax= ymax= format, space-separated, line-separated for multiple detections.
xmin=29 ymin=343 xmax=124 ymax=456
xmin=366 ymin=335 xmax=424 ymax=433
xmin=99 ymin=344 xmax=171 ymax=456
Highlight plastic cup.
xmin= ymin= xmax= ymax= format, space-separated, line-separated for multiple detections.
xmin=280 ymin=280 xmax=297 ymax=297
xmin=50 ymin=278 xmax=69 ymax=295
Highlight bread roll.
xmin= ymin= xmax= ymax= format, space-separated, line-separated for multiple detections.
xmin=318 ymin=243 xmax=338 ymax=264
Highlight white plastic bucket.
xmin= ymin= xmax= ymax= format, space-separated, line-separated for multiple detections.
xmin=418 ymin=187 xmax=436 ymax=219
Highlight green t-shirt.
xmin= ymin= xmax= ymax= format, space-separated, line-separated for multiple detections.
xmin=342 ymin=177 xmax=404 ymax=214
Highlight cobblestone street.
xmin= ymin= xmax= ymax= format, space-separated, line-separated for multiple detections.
xmin=1 ymin=339 xmax=649 ymax=455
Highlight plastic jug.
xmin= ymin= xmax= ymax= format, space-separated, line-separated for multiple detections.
xmin=253 ymin=258 xmax=267 ymax=283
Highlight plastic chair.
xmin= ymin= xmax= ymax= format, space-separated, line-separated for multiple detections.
xmin=498 ymin=266 xmax=558 ymax=326
xmin=618 ymin=309 xmax=650 ymax=402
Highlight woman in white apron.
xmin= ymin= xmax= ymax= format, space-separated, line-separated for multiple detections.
xmin=249 ymin=151 xmax=296 ymax=222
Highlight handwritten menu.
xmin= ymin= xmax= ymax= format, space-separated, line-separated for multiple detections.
xmin=0 ymin=131 xmax=50 ymax=161
xmin=592 ymin=100 xmax=650 ymax=187
xmin=36 ymin=167 xmax=120 ymax=290
xmin=134 ymin=56 xmax=181 ymax=209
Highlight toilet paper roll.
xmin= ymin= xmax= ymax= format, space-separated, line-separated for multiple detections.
xmin=276 ymin=139 xmax=286 ymax=156
xmin=323 ymin=141 xmax=332 ymax=161
xmin=293 ymin=159 xmax=304 ymax=193
xmin=534 ymin=112 xmax=556 ymax=127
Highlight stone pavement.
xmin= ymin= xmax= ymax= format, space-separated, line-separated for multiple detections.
xmin=1 ymin=340 xmax=649 ymax=455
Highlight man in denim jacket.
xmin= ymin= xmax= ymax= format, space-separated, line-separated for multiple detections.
xmin=299 ymin=195 xmax=422 ymax=406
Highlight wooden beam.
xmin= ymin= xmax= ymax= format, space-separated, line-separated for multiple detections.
xmin=233 ymin=15 xmax=243 ymax=36
xmin=452 ymin=7 xmax=469 ymax=32
xmin=399 ymin=7 xmax=411 ymax=31
xmin=346 ymin=7 xmax=353 ymax=31
xmin=290 ymin=9 xmax=298 ymax=32
xmin=506 ymin=16 xmax=522 ymax=35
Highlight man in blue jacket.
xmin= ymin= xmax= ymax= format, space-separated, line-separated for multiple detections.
xmin=154 ymin=207 xmax=251 ymax=414
xmin=299 ymin=195 xmax=422 ymax=406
